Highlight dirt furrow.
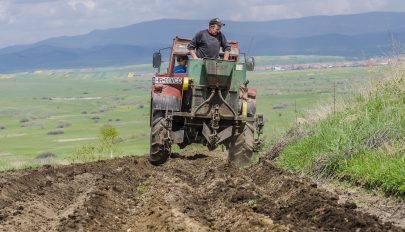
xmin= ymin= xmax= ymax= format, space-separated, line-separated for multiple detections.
xmin=0 ymin=153 xmax=401 ymax=231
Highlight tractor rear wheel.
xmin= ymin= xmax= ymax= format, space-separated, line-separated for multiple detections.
xmin=149 ymin=110 xmax=170 ymax=165
xmin=228 ymin=122 xmax=254 ymax=167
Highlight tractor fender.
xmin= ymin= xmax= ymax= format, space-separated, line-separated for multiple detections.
xmin=238 ymin=99 xmax=256 ymax=116
xmin=152 ymin=84 xmax=182 ymax=111
xmin=247 ymin=88 xmax=257 ymax=116
xmin=238 ymin=87 xmax=257 ymax=116
xmin=247 ymin=99 xmax=256 ymax=116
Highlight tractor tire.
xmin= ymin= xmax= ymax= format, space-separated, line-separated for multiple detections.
xmin=149 ymin=110 xmax=170 ymax=165
xmin=228 ymin=122 xmax=254 ymax=167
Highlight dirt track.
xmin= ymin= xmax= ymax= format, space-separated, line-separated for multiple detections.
xmin=0 ymin=152 xmax=402 ymax=231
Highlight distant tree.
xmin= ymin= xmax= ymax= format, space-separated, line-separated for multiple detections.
xmin=100 ymin=125 xmax=119 ymax=158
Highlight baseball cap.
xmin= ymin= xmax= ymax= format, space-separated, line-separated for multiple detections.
xmin=209 ymin=18 xmax=225 ymax=26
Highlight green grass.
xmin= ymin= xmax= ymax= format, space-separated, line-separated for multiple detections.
xmin=0 ymin=65 xmax=152 ymax=168
xmin=250 ymin=66 xmax=385 ymax=142
xmin=0 ymin=58 xmax=385 ymax=170
xmin=254 ymin=55 xmax=346 ymax=66
xmin=277 ymin=65 xmax=405 ymax=196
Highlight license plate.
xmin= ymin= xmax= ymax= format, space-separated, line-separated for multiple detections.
xmin=152 ymin=77 xmax=183 ymax=85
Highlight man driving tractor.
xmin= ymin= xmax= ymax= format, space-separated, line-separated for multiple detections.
xmin=188 ymin=18 xmax=231 ymax=60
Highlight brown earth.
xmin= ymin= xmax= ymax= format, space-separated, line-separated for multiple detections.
xmin=320 ymin=181 xmax=405 ymax=229
xmin=0 ymin=152 xmax=402 ymax=232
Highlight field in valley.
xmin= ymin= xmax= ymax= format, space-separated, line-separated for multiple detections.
xmin=0 ymin=58 xmax=386 ymax=170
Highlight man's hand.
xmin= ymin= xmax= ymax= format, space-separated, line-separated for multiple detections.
xmin=189 ymin=50 xmax=199 ymax=59
xmin=224 ymin=51 xmax=230 ymax=60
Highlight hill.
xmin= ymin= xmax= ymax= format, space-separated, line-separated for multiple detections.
xmin=1 ymin=12 xmax=405 ymax=72
xmin=275 ymin=64 xmax=405 ymax=197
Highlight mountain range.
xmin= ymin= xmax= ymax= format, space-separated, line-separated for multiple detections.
xmin=1 ymin=12 xmax=405 ymax=72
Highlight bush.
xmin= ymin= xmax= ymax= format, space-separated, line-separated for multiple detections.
xmin=20 ymin=118 xmax=30 ymax=123
xmin=99 ymin=106 xmax=109 ymax=113
xmin=69 ymin=145 xmax=100 ymax=163
xmin=57 ymin=121 xmax=71 ymax=128
xmin=47 ymin=129 xmax=64 ymax=135
xmin=20 ymin=121 xmax=45 ymax=128
xmin=0 ymin=125 xmax=5 ymax=130
xmin=36 ymin=151 xmax=55 ymax=159
xmin=101 ymin=125 xmax=118 ymax=145
xmin=81 ymin=111 xmax=88 ymax=114
xmin=20 ymin=123 xmax=29 ymax=127
xmin=273 ymin=103 xmax=288 ymax=109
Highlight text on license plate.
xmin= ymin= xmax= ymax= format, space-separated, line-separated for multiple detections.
xmin=152 ymin=77 xmax=183 ymax=85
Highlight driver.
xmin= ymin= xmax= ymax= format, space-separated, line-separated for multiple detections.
xmin=187 ymin=18 xmax=231 ymax=60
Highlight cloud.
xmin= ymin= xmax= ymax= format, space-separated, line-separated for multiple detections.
xmin=0 ymin=0 xmax=405 ymax=48
xmin=67 ymin=0 xmax=96 ymax=11
xmin=0 ymin=1 xmax=11 ymax=23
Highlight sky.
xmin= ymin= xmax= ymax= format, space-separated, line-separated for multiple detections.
xmin=0 ymin=0 xmax=405 ymax=48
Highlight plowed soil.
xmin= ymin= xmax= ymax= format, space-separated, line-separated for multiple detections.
xmin=0 ymin=152 xmax=401 ymax=232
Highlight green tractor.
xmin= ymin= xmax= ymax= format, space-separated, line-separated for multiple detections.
xmin=150 ymin=37 xmax=264 ymax=166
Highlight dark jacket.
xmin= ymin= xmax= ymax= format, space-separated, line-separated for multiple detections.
xmin=187 ymin=30 xmax=231 ymax=59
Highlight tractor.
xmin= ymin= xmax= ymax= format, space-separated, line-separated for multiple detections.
xmin=149 ymin=37 xmax=264 ymax=166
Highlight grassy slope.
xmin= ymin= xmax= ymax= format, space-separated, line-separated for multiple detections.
xmin=252 ymin=66 xmax=383 ymax=142
xmin=277 ymin=65 xmax=405 ymax=196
